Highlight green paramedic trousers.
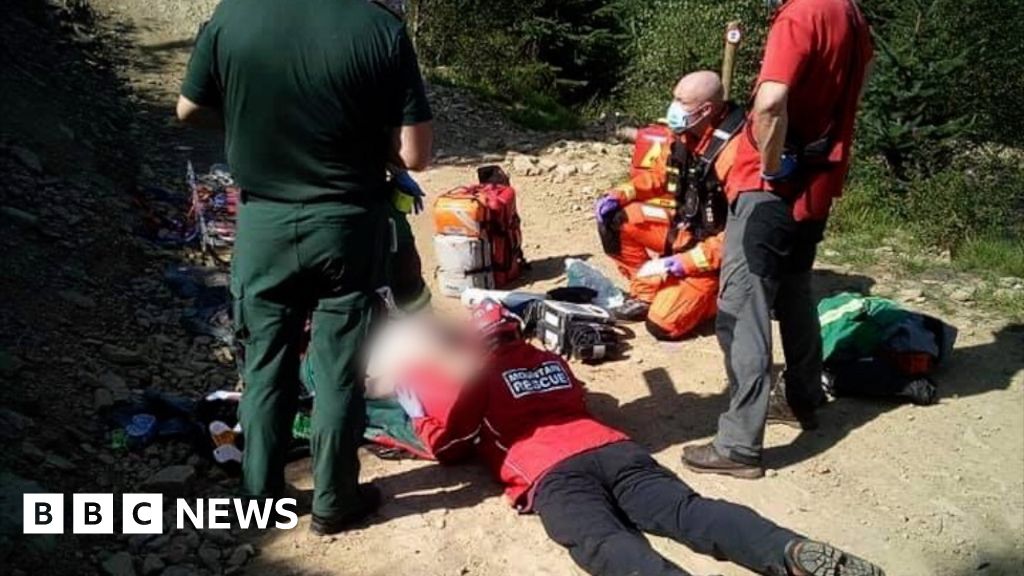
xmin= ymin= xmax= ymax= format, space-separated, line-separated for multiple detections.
xmin=232 ymin=194 xmax=387 ymax=518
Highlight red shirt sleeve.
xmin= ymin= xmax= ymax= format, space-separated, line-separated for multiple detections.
xmin=759 ymin=8 xmax=814 ymax=87
xmin=410 ymin=371 xmax=486 ymax=464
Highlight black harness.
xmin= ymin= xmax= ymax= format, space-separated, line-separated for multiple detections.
xmin=664 ymin=104 xmax=746 ymax=255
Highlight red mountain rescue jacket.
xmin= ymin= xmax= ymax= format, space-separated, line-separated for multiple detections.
xmin=405 ymin=339 xmax=627 ymax=510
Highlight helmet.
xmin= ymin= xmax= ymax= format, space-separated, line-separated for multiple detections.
xmin=470 ymin=299 xmax=522 ymax=341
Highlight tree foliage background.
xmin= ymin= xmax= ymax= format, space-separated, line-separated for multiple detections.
xmin=411 ymin=0 xmax=1023 ymax=265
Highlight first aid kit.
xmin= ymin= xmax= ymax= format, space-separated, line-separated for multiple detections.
xmin=529 ymin=300 xmax=625 ymax=363
xmin=433 ymin=166 xmax=526 ymax=297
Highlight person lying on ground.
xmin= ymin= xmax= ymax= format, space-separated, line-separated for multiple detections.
xmin=595 ymin=71 xmax=743 ymax=341
xmin=377 ymin=300 xmax=885 ymax=576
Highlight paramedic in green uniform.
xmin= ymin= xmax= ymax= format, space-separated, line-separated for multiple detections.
xmin=176 ymin=0 xmax=433 ymax=534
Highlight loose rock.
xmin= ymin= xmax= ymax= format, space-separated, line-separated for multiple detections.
xmin=102 ymin=344 xmax=145 ymax=365
xmin=21 ymin=441 xmax=47 ymax=463
xmin=44 ymin=452 xmax=76 ymax=471
xmin=0 ymin=407 xmax=34 ymax=441
xmin=899 ymin=288 xmax=924 ymax=301
xmin=226 ymin=544 xmax=254 ymax=567
xmin=142 ymin=554 xmax=165 ymax=576
xmin=1 ymin=206 xmax=40 ymax=228
xmin=140 ymin=465 xmax=195 ymax=495
xmin=950 ymin=287 xmax=975 ymax=303
xmin=94 ymin=388 xmax=115 ymax=411
xmin=554 ymin=164 xmax=578 ymax=178
xmin=510 ymin=155 xmax=539 ymax=176
xmin=197 ymin=544 xmax=221 ymax=571
xmin=10 ymin=146 xmax=43 ymax=173
xmin=59 ymin=289 xmax=97 ymax=309
xmin=101 ymin=551 xmax=136 ymax=576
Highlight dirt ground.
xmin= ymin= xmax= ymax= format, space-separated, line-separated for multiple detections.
xmin=4 ymin=0 xmax=1023 ymax=575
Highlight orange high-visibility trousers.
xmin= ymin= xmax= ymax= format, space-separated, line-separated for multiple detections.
xmin=602 ymin=200 xmax=719 ymax=340
xmin=633 ymin=274 xmax=719 ymax=340
xmin=606 ymin=200 xmax=675 ymax=288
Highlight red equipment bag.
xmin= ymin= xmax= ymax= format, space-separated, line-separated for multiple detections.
xmin=433 ymin=166 xmax=526 ymax=287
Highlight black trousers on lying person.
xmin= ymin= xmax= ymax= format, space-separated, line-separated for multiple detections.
xmin=533 ymin=441 xmax=799 ymax=576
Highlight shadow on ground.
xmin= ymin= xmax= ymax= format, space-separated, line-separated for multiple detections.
xmin=588 ymin=367 xmax=726 ymax=454
xmin=504 ymin=253 xmax=592 ymax=289
xmin=282 ymin=454 xmax=499 ymax=526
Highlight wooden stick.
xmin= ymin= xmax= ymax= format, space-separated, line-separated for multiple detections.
xmin=722 ymin=21 xmax=743 ymax=101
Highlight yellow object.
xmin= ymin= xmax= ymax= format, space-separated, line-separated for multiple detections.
xmin=393 ymin=188 xmax=416 ymax=214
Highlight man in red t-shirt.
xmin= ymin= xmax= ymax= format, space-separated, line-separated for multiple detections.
xmin=682 ymin=0 xmax=874 ymax=478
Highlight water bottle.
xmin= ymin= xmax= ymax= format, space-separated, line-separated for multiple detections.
xmin=565 ymin=258 xmax=625 ymax=309
xmin=125 ymin=414 xmax=158 ymax=449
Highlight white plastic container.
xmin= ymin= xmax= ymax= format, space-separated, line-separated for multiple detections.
xmin=438 ymin=270 xmax=495 ymax=297
xmin=434 ymin=235 xmax=495 ymax=297
xmin=434 ymin=235 xmax=490 ymax=273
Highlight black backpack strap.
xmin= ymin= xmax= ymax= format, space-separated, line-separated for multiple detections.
xmin=697 ymin=104 xmax=746 ymax=178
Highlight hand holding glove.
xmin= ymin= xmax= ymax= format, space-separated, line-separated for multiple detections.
xmin=761 ymin=153 xmax=798 ymax=183
xmin=393 ymin=170 xmax=426 ymax=214
xmin=395 ymin=386 xmax=425 ymax=419
xmin=594 ymin=194 xmax=622 ymax=224
xmin=636 ymin=256 xmax=685 ymax=279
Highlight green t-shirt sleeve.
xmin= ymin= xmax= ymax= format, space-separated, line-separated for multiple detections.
xmin=180 ymin=22 xmax=221 ymax=108
xmin=394 ymin=27 xmax=432 ymax=125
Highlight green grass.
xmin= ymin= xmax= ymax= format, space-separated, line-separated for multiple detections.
xmin=426 ymin=68 xmax=581 ymax=131
xmin=954 ymin=236 xmax=1024 ymax=278
xmin=505 ymin=92 xmax=582 ymax=131
xmin=825 ymin=177 xmax=1024 ymax=320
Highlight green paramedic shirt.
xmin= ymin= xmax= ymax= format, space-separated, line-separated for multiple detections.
xmin=180 ymin=0 xmax=433 ymax=203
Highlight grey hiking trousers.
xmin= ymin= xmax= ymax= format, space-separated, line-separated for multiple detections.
xmin=713 ymin=191 xmax=827 ymax=464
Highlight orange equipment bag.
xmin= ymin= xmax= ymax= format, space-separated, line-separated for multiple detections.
xmin=628 ymin=124 xmax=675 ymax=199
xmin=433 ymin=166 xmax=526 ymax=287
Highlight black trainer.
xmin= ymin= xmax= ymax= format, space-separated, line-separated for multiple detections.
xmin=613 ymin=298 xmax=650 ymax=322
xmin=310 ymin=484 xmax=382 ymax=536
xmin=786 ymin=540 xmax=885 ymax=576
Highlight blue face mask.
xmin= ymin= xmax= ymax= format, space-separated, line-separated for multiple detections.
xmin=666 ymin=101 xmax=692 ymax=133
xmin=765 ymin=0 xmax=785 ymax=9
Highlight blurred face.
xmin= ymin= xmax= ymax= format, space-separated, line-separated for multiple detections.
xmin=364 ymin=315 xmax=487 ymax=398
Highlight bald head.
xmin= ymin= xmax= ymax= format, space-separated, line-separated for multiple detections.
xmin=667 ymin=70 xmax=725 ymax=135
xmin=673 ymin=70 xmax=724 ymax=110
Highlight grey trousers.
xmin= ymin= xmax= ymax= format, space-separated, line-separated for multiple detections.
xmin=713 ymin=192 xmax=827 ymax=464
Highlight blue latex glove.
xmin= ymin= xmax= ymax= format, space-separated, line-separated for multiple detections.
xmin=762 ymin=153 xmax=798 ymax=182
xmin=665 ymin=257 xmax=685 ymax=278
xmin=594 ymin=194 xmax=621 ymax=224
xmin=395 ymin=386 xmax=424 ymax=419
xmin=393 ymin=170 xmax=425 ymax=214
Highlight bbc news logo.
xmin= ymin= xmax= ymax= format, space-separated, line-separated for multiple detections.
xmin=23 ymin=494 xmax=298 ymax=534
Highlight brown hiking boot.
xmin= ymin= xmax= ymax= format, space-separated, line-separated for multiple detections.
xmin=681 ymin=442 xmax=764 ymax=479
xmin=785 ymin=540 xmax=885 ymax=576
xmin=767 ymin=394 xmax=819 ymax=431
